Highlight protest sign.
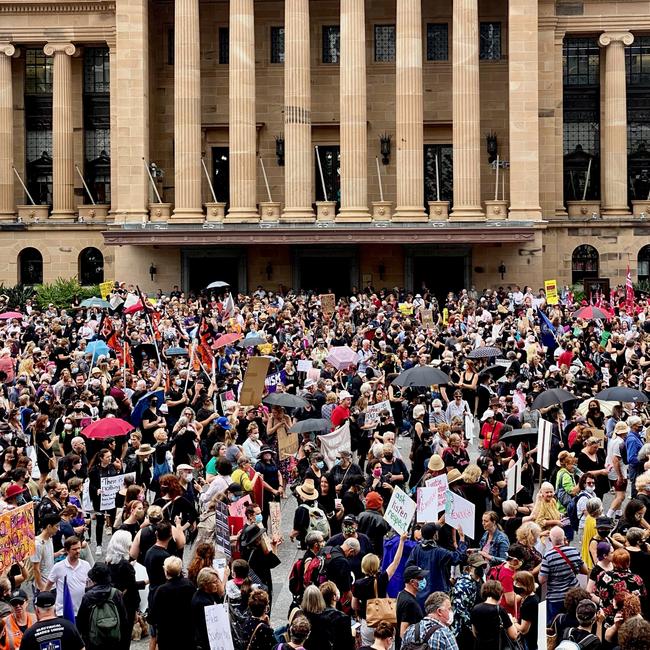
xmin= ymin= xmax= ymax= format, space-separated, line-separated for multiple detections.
xmin=444 ymin=490 xmax=475 ymax=539
xmin=297 ymin=359 xmax=312 ymax=373
xmin=319 ymin=422 xmax=351 ymax=469
xmin=264 ymin=371 xmax=284 ymax=393
xmin=320 ymin=294 xmax=336 ymax=316
xmin=205 ymin=603 xmax=234 ymax=650
xmin=544 ymin=279 xmax=559 ymax=305
xmin=99 ymin=280 xmax=114 ymax=299
xmin=398 ymin=303 xmax=414 ymax=315
xmin=214 ymin=501 xmax=231 ymax=558
xmin=421 ymin=309 xmax=434 ymax=328
xmin=269 ymin=501 xmax=282 ymax=540
xmin=240 ymin=356 xmax=271 ymax=405
xmin=365 ymin=400 xmax=393 ymax=428
xmin=416 ymin=487 xmax=438 ymax=523
xmin=425 ymin=473 xmax=448 ymax=512
xmin=464 ymin=413 xmax=477 ymax=443
xmin=505 ymin=458 xmax=523 ymax=499
xmin=219 ymin=390 xmax=236 ymax=412
xmin=384 ymin=486 xmax=416 ymax=535
xmin=0 ymin=502 xmax=35 ymax=573
xmin=307 ymin=367 xmax=321 ymax=382
xmin=100 ymin=472 xmax=135 ymax=510
xmin=228 ymin=495 xmax=251 ymax=519
xmin=277 ymin=427 xmax=299 ymax=460
xmin=537 ymin=419 xmax=553 ymax=470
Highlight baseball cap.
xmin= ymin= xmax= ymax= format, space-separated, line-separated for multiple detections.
xmin=216 ymin=416 xmax=232 ymax=430
xmin=467 ymin=553 xmax=488 ymax=568
xmin=575 ymin=599 xmax=598 ymax=624
xmin=339 ymin=390 xmax=352 ymax=400
xmin=9 ymin=589 xmax=27 ymax=604
xmin=343 ymin=514 xmax=358 ymax=525
xmin=403 ymin=566 xmax=429 ymax=582
xmin=34 ymin=591 xmax=56 ymax=608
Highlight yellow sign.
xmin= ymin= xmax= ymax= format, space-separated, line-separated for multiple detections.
xmin=99 ymin=281 xmax=114 ymax=299
xmin=544 ymin=280 xmax=559 ymax=305
xmin=398 ymin=303 xmax=414 ymax=315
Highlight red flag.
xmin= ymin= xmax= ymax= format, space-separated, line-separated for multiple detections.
xmin=626 ymin=264 xmax=635 ymax=308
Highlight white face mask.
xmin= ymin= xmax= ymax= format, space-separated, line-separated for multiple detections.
xmin=64 ymin=423 xmax=73 ymax=431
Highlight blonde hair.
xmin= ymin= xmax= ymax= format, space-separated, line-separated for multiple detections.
xmin=163 ymin=556 xmax=183 ymax=578
xmin=361 ymin=553 xmax=380 ymax=576
xmin=516 ymin=521 xmax=542 ymax=546
xmin=636 ymin=470 xmax=650 ymax=494
xmin=461 ymin=464 xmax=481 ymax=484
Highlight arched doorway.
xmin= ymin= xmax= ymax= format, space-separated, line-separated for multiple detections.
xmin=78 ymin=247 xmax=104 ymax=285
xmin=18 ymin=247 xmax=43 ymax=285
xmin=571 ymin=244 xmax=599 ymax=285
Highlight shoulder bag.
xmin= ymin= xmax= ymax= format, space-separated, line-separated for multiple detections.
xmin=365 ymin=575 xmax=397 ymax=627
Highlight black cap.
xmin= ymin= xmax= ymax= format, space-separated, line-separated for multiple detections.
xmin=596 ymin=516 xmax=614 ymax=530
xmin=9 ymin=589 xmax=27 ymax=604
xmin=34 ymin=591 xmax=56 ymax=608
xmin=342 ymin=514 xmax=358 ymax=525
xmin=403 ymin=566 xmax=429 ymax=582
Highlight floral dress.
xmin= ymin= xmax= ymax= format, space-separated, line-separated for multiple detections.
xmin=595 ymin=568 xmax=647 ymax=626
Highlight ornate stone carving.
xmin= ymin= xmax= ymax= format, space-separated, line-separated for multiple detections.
xmin=43 ymin=42 xmax=76 ymax=57
xmin=598 ymin=32 xmax=634 ymax=47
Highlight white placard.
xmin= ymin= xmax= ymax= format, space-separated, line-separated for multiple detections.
xmin=444 ymin=490 xmax=475 ymax=540
xmin=366 ymin=400 xmax=393 ymax=427
xmin=464 ymin=413 xmax=476 ymax=443
xmin=416 ymin=487 xmax=438 ymax=523
xmin=297 ymin=359 xmax=312 ymax=372
xmin=99 ymin=472 xmax=135 ymax=511
xmin=205 ymin=603 xmax=234 ymax=650
xmin=319 ymin=422 xmax=351 ymax=469
xmin=537 ymin=419 xmax=552 ymax=470
xmin=425 ymin=473 xmax=448 ymax=512
xmin=506 ymin=458 xmax=523 ymax=500
xmin=537 ymin=601 xmax=547 ymax=649
xmin=384 ymin=486 xmax=416 ymax=535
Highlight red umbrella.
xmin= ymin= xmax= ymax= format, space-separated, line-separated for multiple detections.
xmin=0 ymin=311 xmax=23 ymax=320
xmin=82 ymin=417 xmax=134 ymax=439
xmin=573 ymin=306 xmax=612 ymax=320
xmin=213 ymin=333 xmax=242 ymax=349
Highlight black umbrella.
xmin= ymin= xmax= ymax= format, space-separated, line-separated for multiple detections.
xmin=479 ymin=363 xmax=508 ymax=379
xmin=531 ymin=388 xmax=577 ymax=410
xmin=467 ymin=346 xmax=503 ymax=359
xmin=132 ymin=343 xmax=157 ymax=369
xmin=594 ymin=387 xmax=649 ymax=403
xmin=499 ymin=427 xmax=538 ymax=442
xmin=289 ymin=418 xmax=332 ymax=434
xmin=392 ymin=365 xmax=451 ymax=387
xmin=262 ymin=392 xmax=309 ymax=409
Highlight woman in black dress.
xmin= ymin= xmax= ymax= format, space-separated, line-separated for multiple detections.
xmin=578 ymin=436 xmax=609 ymax=499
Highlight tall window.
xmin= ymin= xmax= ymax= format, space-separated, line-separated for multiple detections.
xmin=571 ymin=245 xmax=599 ymax=285
xmin=424 ymin=145 xmax=453 ymax=205
xmin=627 ymin=36 xmax=650 ymax=203
xmin=19 ymin=248 xmax=43 ymax=285
xmin=563 ymin=38 xmax=600 ymax=201
xmin=79 ymin=248 xmax=104 ymax=285
xmin=374 ymin=25 xmax=396 ymax=62
xmin=426 ymin=24 xmax=448 ymax=61
xmin=638 ymin=245 xmax=650 ymax=283
xmin=480 ymin=23 xmax=501 ymax=60
xmin=83 ymin=48 xmax=111 ymax=203
xmin=219 ymin=27 xmax=229 ymax=64
xmin=271 ymin=27 xmax=284 ymax=63
xmin=25 ymin=49 xmax=53 ymax=205
xmin=322 ymin=26 xmax=340 ymax=63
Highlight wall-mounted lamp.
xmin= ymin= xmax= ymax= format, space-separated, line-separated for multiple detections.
xmin=265 ymin=262 xmax=273 ymax=280
xmin=380 ymin=134 xmax=391 ymax=165
xmin=378 ymin=262 xmax=386 ymax=281
xmin=486 ymin=132 xmax=498 ymax=164
xmin=149 ymin=263 xmax=157 ymax=282
xmin=275 ymin=137 xmax=284 ymax=166
xmin=498 ymin=262 xmax=506 ymax=280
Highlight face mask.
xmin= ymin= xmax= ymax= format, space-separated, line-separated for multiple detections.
xmin=585 ymin=486 xmax=595 ymax=494
xmin=316 ymin=461 xmax=324 ymax=469
xmin=184 ymin=473 xmax=193 ymax=481
xmin=45 ymin=420 xmax=50 ymax=428
xmin=445 ymin=610 xmax=454 ymax=626
xmin=343 ymin=525 xmax=355 ymax=536
xmin=64 ymin=423 xmax=73 ymax=431
xmin=175 ymin=379 xmax=183 ymax=386
xmin=334 ymin=459 xmax=341 ymax=466
xmin=255 ymin=514 xmax=263 ymax=524
xmin=434 ymin=407 xmax=441 ymax=413
xmin=373 ymin=468 xmax=382 ymax=478
xmin=3 ymin=434 xmax=12 ymax=441
xmin=417 ymin=578 xmax=427 ymax=592
xmin=513 ymin=585 xmax=526 ymax=596
xmin=384 ymin=453 xmax=393 ymax=461
xmin=250 ymin=434 xmax=259 ymax=441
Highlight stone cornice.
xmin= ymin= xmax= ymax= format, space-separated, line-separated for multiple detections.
xmin=0 ymin=1 xmax=114 ymax=13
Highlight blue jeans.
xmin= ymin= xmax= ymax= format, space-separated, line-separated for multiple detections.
xmin=547 ymin=599 xmax=565 ymax=625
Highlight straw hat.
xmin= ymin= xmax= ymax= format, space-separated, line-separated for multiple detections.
xmin=296 ymin=478 xmax=319 ymax=501
xmin=135 ymin=443 xmax=155 ymax=457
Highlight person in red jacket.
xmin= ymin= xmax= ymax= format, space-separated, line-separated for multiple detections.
xmin=331 ymin=391 xmax=352 ymax=428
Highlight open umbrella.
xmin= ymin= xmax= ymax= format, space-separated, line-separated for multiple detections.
xmin=83 ymin=417 xmax=134 ymax=439
xmin=86 ymin=340 xmax=110 ymax=359
xmin=206 ymin=281 xmax=230 ymax=289
xmin=213 ymin=333 xmax=242 ymax=348
xmin=531 ymin=388 xmax=577 ymax=410
xmin=289 ymin=419 xmax=332 ymax=434
xmin=131 ymin=389 xmax=165 ymax=428
xmin=499 ymin=427 xmax=539 ymax=442
xmin=326 ymin=346 xmax=358 ymax=370
xmin=0 ymin=311 xmax=22 ymax=320
xmin=573 ymin=306 xmax=612 ymax=321
xmin=392 ymin=365 xmax=451 ymax=387
xmin=237 ymin=334 xmax=266 ymax=348
xmin=80 ymin=297 xmax=111 ymax=309
xmin=467 ymin=346 xmax=503 ymax=359
xmin=594 ymin=387 xmax=648 ymax=403
xmin=263 ymin=392 xmax=309 ymax=409
xmin=576 ymin=399 xmax=618 ymax=418
xmin=479 ymin=363 xmax=509 ymax=379
xmin=132 ymin=343 xmax=158 ymax=369
xmin=165 ymin=346 xmax=188 ymax=357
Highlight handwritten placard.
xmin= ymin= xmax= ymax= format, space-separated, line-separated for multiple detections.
xmin=205 ymin=603 xmax=234 ymax=650
xmin=0 ymin=502 xmax=35 ymax=574
xmin=425 ymin=474 xmax=448 ymax=512
xmin=228 ymin=495 xmax=251 ymax=519
xmin=277 ymin=427 xmax=299 ymax=460
xmin=269 ymin=501 xmax=282 ymax=540
xmin=366 ymin=400 xmax=393 ymax=428
xmin=444 ymin=490 xmax=475 ymax=540
xmin=384 ymin=486 xmax=416 ymax=535
xmin=320 ymin=293 xmax=336 ymax=316
xmin=416 ymin=487 xmax=438 ymax=523
xmin=297 ymin=359 xmax=312 ymax=373
xmin=100 ymin=472 xmax=135 ymax=510
xmin=214 ymin=501 xmax=231 ymax=558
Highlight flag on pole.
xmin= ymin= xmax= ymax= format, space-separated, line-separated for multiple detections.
xmin=223 ymin=293 xmax=235 ymax=318
xmin=62 ymin=576 xmax=75 ymax=623
xmin=538 ymin=309 xmax=557 ymax=350
xmin=626 ymin=264 xmax=635 ymax=308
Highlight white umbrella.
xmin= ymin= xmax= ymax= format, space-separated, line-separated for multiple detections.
xmin=576 ymin=399 xmax=618 ymax=418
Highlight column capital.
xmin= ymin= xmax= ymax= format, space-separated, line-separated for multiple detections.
xmin=598 ymin=32 xmax=634 ymax=48
xmin=0 ymin=43 xmax=16 ymax=58
xmin=43 ymin=42 xmax=76 ymax=57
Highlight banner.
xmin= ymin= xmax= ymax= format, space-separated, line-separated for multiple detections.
xmin=100 ymin=472 xmax=135 ymax=510
xmin=416 ymin=487 xmax=438 ymax=523
xmin=205 ymin=603 xmax=235 ymax=650
xmin=544 ymin=280 xmax=559 ymax=305
xmin=444 ymin=490 xmax=475 ymax=540
xmin=424 ymin=474 xmax=448 ymax=512
xmin=398 ymin=303 xmax=414 ymax=315
xmin=240 ymin=356 xmax=271 ymax=406
xmin=366 ymin=400 xmax=393 ymax=428
xmin=269 ymin=501 xmax=282 ymax=541
xmin=264 ymin=371 xmax=284 ymax=393
xmin=384 ymin=486 xmax=416 ymax=535
xmin=0 ymin=502 xmax=35 ymax=574
xmin=99 ymin=280 xmax=114 ymax=300
xmin=318 ymin=422 xmax=351 ymax=469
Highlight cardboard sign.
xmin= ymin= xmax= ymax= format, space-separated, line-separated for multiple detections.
xmin=240 ymin=356 xmax=271 ymax=406
xmin=320 ymin=293 xmax=336 ymax=316
xmin=100 ymin=472 xmax=136 ymax=510
xmin=277 ymin=427 xmax=300 ymax=460
xmin=99 ymin=280 xmax=114 ymax=300
xmin=205 ymin=603 xmax=235 ymax=650
xmin=544 ymin=279 xmax=559 ymax=305
xmin=0 ymin=502 xmax=35 ymax=574
xmin=505 ymin=458 xmax=523 ymax=500
xmin=416 ymin=487 xmax=438 ymax=523
xmin=444 ymin=490 xmax=475 ymax=540
xmin=384 ymin=486 xmax=416 ymax=535
xmin=228 ymin=495 xmax=251 ymax=519
xmin=269 ymin=501 xmax=282 ymax=540
xmin=425 ymin=474 xmax=448 ymax=512
xmin=421 ymin=309 xmax=434 ymax=328
xmin=318 ymin=422 xmax=351 ymax=469
xmin=366 ymin=400 xmax=393 ymax=428
xmin=297 ymin=359 xmax=312 ymax=373
xmin=537 ymin=419 xmax=553 ymax=470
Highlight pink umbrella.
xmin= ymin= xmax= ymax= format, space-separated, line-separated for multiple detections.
xmin=326 ymin=346 xmax=358 ymax=370
xmin=0 ymin=311 xmax=22 ymax=320
xmin=83 ymin=417 xmax=134 ymax=439
xmin=213 ymin=332 xmax=242 ymax=348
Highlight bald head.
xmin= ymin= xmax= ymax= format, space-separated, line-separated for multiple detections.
xmin=549 ymin=526 xmax=565 ymax=546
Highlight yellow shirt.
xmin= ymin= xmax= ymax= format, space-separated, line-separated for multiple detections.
xmin=581 ymin=514 xmax=597 ymax=570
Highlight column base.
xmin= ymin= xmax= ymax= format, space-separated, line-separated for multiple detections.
xmin=372 ymin=201 xmax=393 ymax=221
xmin=225 ymin=207 xmax=259 ymax=223
xmin=316 ymin=201 xmax=336 ymax=222
xmin=449 ymin=206 xmax=485 ymax=221
xmin=281 ymin=207 xmax=315 ymax=222
xmin=428 ymin=201 xmax=450 ymax=221
xmin=393 ymin=206 xmax=428 ymax=222
xmin=259 ymin=201 xmax=281 ymax=222
xmin=0 ymin=209 xmax=16 ymax=222
xmin=601 ymin=206 xmax=631 ymax=218
xmin=632 ymin=200 xmax=650 ymax=217
xmin=49 ymin=209 xmax=76 ymax=221
xmin=172 ymin=207 xmax=204 ymax=223
xmin=484 ymin=200 xmax=509 ymax=220
xmin=336 ymin=207 xmax=372 ymax=223
xmin=204 ymin=202 xmax=226 ymax=222
xmin=149 ymin=203 xmax=172 ymax=222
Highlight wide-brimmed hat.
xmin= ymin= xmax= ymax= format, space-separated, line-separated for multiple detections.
xmin=259 ymin=446 xmax=276 ymax=456
xmin=135 ymin=443 xmax=155 ymax=457
xmin=4 ymin=484 xmax=25 ymax=500
xmin=296 ymin=478 xmax=318 ymax=501
xmin=614 ymin=421 xmax=629 ymax=436
xmin=427 ymin=454 xmax=444 ymax=472
xmin=447 ymin=468 xmax=463 ymax=484
xmin=239 ymin=523 xmax=265 ymax=548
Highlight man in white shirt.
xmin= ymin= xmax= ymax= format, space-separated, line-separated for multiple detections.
xmin=30 ymin=514 xmax=60 ymax=593
xmin=44 ymin=536 xmax=90 ymax=616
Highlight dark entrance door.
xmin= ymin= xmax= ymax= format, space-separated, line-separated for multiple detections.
xmin=211 ymin=147 xmax=230 ymax=206
xmin=183 ymin=248 xmax=246 ymax=295
xmin=413 ymin=255 xmax=466 ymax=302
xmin=315 ymin=146 xmax=340 ymax=208
xmin=299 ymin=256 xmax=351 ymax=295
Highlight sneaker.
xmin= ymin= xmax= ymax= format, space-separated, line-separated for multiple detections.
xmin=95 ymin=546 xmax=102 ymax=557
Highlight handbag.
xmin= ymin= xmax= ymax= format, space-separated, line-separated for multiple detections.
xmin=546 ymin=613 xmax=563 ymax=650
xmin=497 ymin=604 xmax=524 ymax=650
xmin=365 ymin=575 xmax=397 ymax=627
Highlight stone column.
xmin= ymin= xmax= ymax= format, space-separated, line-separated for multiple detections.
xmin=508 ymin=0 xmax=542 ymax=220
xmin=282 ymin=0 xmax=314 ymax=221
xmin=599 ymin=32 xmax=633 ymax=216
xmin=338 ymin=0 xmax=370 ymax=221
xmin=227 ymin=0 xmax=258 ymax=222
xmin=394 ymin=0 xmax=426 ymax=220
xmin=44 ymin=43 xmax=76 ymax=219
xmin=0 ymin=44 xmax=16 ymax=220
xmin=450 ymin=0 xmax=483 ymax=219
xmin=173 ymin=0 xmax=203 ymax=221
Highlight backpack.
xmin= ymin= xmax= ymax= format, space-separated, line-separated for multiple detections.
xmin=401 ymin=620 xmax=441 ymax=650
xmin=153 ymin=455 xmax=172 ymax=481
xmin=560 ymin=627 xmax=600 ymax=650
xmin=487 ymin=562 xmax=506 ymax=583
xmin=300 ymin=504 xmax=331 ymax=538
xmin=555 ymin=469 xmax=574 ymax=508
xmin=567 ymin=490 xmax=589 ymax=531
xmin=88 ymin=588 xmax=121 ymax=647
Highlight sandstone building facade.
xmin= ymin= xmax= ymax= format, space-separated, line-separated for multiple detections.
xmin=1 ymin=0 xmax=650 ymax=297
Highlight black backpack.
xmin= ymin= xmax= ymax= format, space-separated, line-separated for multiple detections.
xmin=401 ymin=621 xmax=441 ymax=650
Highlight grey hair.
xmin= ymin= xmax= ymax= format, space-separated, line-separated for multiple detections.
xmin=197 ymin=567 xmax=220 ymax=591
xmin=105 ymin=530 xmax=132 ymax=564
xmin=637 ymin=443 xmax=650 ymax=465
xmin=502 ymin=500 xmax=518 ymax=517
xmin=300 ymin=585 xmax=326 ymax=615
xmin=626 ymin=527 xmax=646 ymax=547
xmin=424 ymin=591 xmax=451 ymax=615
xmin=342 ymin=537 xmax=361 ymax=553
xmin=305 ymin=531 xmax=324 ymax=548
xmin=585 ymin=497 xmax=603 ymax=517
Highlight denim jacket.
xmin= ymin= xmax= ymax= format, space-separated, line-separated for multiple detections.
xmin=478 ymin=528 xmax=510 ymax=565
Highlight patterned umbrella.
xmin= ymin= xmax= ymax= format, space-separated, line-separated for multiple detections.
xmin=467 ymin=346 xmax=503 ymax=359
xmin=573 ymin=306 xmax=612 ymax=320
xmin=326 ymin=346 xmax=358 ymax=370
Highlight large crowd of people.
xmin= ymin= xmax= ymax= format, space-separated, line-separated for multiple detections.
xmin=0 ymin=281 xmax=649 ymax=650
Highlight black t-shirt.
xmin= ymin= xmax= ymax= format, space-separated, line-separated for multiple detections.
xmin=144 ymin=544 xmax=171 ymax=590
xmin=470 ymin=603 xmax=513 ymax=650
xmin=352 ymin=571 xmax=389 ymax=619
xmin=395 ymin=590 xmax=424 ymax=650
xmin=520 ymin=594 xmax=539 ymax=650
xmin=562 ymin=627 xmax=602 ymax=650
xmin=20 ymin=617 xmax=84 ymax=650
